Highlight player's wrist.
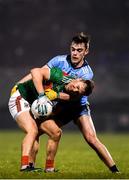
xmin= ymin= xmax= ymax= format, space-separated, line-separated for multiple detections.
xmin=57 ymin=92 xmax=60 ymax=99
xmin=38 ymin=92 xmax=50 ymax=104
xmin=38 ymin=92 xmax=45 ymax=98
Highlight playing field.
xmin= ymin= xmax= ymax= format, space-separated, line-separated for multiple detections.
xmin=0 ymin=130 xmax=129 ymax=179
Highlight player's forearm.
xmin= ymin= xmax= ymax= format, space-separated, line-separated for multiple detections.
xmin=58 ymin=92 xmax=70 ymax=101
xmin=18 ymin=73 xmax=32 ymax=83
xmin=31 ymin=68 xmax=45 ymax=94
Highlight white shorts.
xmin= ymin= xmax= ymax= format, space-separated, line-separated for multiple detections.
xmin=8 ymin=89 xmax=30 ymax=120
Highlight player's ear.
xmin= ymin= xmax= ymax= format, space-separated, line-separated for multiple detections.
xmin=85 ymin=48 xmax=89 ymax=55
xmin=85 ymin=43 xmax=89 ymax=55
xmin=84 ymin=79 xmax=95 ymax=96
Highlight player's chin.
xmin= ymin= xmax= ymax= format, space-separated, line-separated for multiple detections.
xmin=69 ymin=91 xmax=79 ymax=97
xmin=71 ymin=59 xmax=78 ymax=64
xmin=71 ymin=57 xmax=79 ymax=62
xmin=66 ymin=90 xmax=73 ymax=96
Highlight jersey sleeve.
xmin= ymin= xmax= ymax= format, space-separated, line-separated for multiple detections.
xmin=47 ymin=56 xmax=60 ymax=68
xmin=81 ymin=65 xmax=94 ymax=80
xmin=49 ymin=67 xmax=63 ymax=83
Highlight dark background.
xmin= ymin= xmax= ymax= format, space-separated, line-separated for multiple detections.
xmin=1 ymin=0 xmax=129 ymax=132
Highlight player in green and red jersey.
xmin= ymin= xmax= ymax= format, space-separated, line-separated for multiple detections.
xmin=8 ymin=66 xmax=94 ymax=171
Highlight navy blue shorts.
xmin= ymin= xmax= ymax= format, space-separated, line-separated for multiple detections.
xmin=51 ymin=101 xmax=91 ymax=126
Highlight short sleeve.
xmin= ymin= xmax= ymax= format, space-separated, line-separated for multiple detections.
xmin=50 ymin=67 xmax=63 ymax=83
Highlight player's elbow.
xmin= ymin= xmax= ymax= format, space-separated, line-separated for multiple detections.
xmin=30 ymin=68 xmax=40 ymax=74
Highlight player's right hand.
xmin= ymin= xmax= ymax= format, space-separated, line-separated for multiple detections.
xmin=45 ymin=89 xmax=58 ymax=100
xmin=38 ymin=93 xmax=49 ymax=104
xmin=37 ymin=93 xmax=52 ymax=115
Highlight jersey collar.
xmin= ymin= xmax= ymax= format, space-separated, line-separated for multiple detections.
xmin=66 ymin=55 xmax=88 ymax=69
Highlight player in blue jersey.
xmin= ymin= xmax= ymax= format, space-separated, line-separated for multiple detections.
xmin=34 ymin=32 xmax=119 ymax=173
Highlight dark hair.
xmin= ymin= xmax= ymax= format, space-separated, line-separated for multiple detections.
xmin=83 ymin=79 xmax=94 ymax=96
xmin=72 ymin=32 xmax=91 ymax=49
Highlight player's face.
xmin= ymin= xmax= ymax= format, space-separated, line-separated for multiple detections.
xmin=70 ymin=42 xmax=88 ymax=67
xmin=65 ymin=79 xmax=86 ymax=96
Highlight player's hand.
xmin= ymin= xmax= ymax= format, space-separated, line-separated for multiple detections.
xmin=38 ymin=93 xmax=49 ymax=103
xmin=37 ymin=93 xmax=52 ymax=116
xmin=45 ymin=89 xmax=58 ymax=100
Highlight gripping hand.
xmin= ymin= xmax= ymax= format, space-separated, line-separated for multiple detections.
xmin=37 ymin=93 xmax=52 ymax=116
xmin=45 ymin=89 xmax=58 ymax=100
xmin=38 ymin=93 xmax=49 ymax=104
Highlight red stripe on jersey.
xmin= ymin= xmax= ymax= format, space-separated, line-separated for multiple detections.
xmin=16 ymin=96 xmax=22 ymax=112
xmin=44 ymin=82 xmax=53 ymax=90
xmin=63 ymin=71 xmax=69 ymax=76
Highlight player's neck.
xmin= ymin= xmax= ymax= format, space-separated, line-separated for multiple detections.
xmin=72 ymin=60 xmax=84 ymax=68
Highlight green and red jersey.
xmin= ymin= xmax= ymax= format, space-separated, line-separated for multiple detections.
xmin=17 ymin=67 xmax=74 ymax=104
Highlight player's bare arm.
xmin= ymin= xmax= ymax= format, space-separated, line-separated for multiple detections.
xmin=31 ymin=67 xmax=50 ymax=94
xmin=31 ymin=67 xmax=71 ymax=101
xmin=18 ymin=73 xmax=32 ymax=83
xmin=17 ymin=65 xmax=49 ymax=84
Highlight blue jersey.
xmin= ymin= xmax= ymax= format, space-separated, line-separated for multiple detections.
xmin=47 ymin=55 xmax=93 ymax=106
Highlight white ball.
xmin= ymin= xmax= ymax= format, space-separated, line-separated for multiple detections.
xmin=31 ymin=99 xmax=53 ymax=119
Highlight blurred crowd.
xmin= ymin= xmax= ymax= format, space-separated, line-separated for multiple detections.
xmin=1 ymin=0 xmax=129 ymax=131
